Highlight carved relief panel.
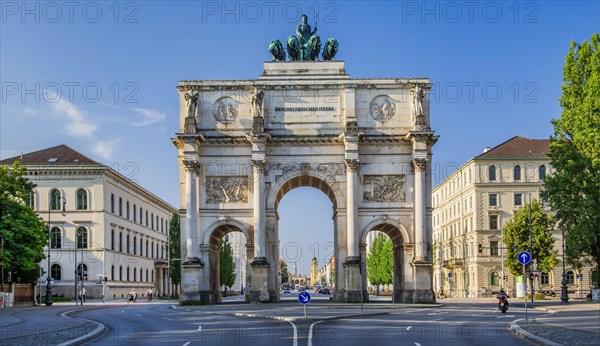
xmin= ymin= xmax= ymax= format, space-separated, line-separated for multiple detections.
xmin=206 ymin=177 xmax=248 ymax=203
xmin=363 ymin=175 xmax=406 ymax=202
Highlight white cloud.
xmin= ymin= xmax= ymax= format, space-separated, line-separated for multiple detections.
xmin=131 ymin=108 xmax=166 ymax=127
xmin=90 ymin=139 xmax=121 ymax=161
xmin=23 ymin=107 xmax=37 ymax=116
xmin=49 ymin=95 xmax=97 ymax=138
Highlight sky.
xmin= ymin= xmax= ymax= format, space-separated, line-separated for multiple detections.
xmin=1 ymin=1 xmax=598 ymax=275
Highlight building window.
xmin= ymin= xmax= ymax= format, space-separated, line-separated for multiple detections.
xmin=151 ymin=270 xmax=154 ymax=282
xmin=111 ymin=193 xmax=115 ymax=213
xmin=146 ymin=211 xmax=149 ymax=227
xmin=134 ymin=205 xmax=137 ymax=222
xmin=566 ymin=271 xmax=575 ymax=285
xmin=76 ymin=227 xmax=88 ymax=249
xmin=126 ymin=234 xmax=130 ymax=254
xmin=161 ymin=218 xmax=164 ymax=233
xmin=126 ymin=201 xmax=130 ymax=219
xmin=490 ymin=241 xmax=499 ymax=256
xmin=50 ymin=227 xmax=61 ymax=249
xmin=489 ymin=193 xmax=498 ymax=206
xmin=119 ymin=232 xmax=123 ymax=252
xmin=133 ymin=236 xmax=137 ymax=255
xmin=489 ymin=215 xmax=499 ymax=229
xmin=140 ymin=208 xmax=143 ymax=224
xmin=76 ymin=189 xmax=88 ymax=210
xmin=514 ymin=193 xmax=523 ymax=206
xmin=151 ymin=213 xmax=154 ymax=230
xmin=156 ymin=243 xmax=159 ymax=259
xmin=76 ymin=263 xmax=88 ymax=281
xmin=140 ymin=239 xmax=143 ymax=256
xmin=51 ymin=264 xmax=61 ymax=280
xmin=151 ymin=241 xmax=154 ymax=258
xmin=134 ymin=268 xmax=137 ymax=282
xmin=491 ymin=272 xmax=500 ymax=285
xmin=118 ymin=198 xmax=123 ymax=217
xmin=26 ymin=191 xmax=36 ymax=209
xmin=539 ymin=165 xmax=547 ymax=180
xmin=119 ymin=266 xmax=122 ymax=281
xmin=111 ymin=265 xmax=115 ymax=281
xmin=111 ymin=230 xmax=115 ymax=251
xmin=146 ymin=240 xmax=149 ymax=257
xmin=146 ymin=269 xmax=149 ymax=283
xmin=514 ymin=165 xmax=521 ymax=181
xmin=157 ymin=216 xmax=159 ymax=231
xmin=541 ymin=272 xmax=549 ymax=285
xmin=488 ymin=165 xmax=497 ymax=181
xmin=127 ymin=267 xmax=130 ymax=282
xmin=50 ymin=189 xmax=62 ymax=210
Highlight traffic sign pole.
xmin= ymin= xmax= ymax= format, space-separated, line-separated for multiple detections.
xmin=524 ymin=264 xmax=528 ymax=321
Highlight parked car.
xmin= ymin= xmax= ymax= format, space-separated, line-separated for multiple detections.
xmin=320 ymin=288 xmax=330 ymax=295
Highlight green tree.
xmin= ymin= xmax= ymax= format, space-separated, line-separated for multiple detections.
xmin=367 ymin=234 xmax=393 ymax=295
xmin=544 ymin=33 xmax=600 ymax=288
xmin=0 ymin=162 xmax=47 ymax=284
xmin=219 ymin=238 xmax=236 ymax=296
xmin=168 ymin=212 xmax=181 ymax=290
xmin=503 ymin=200 xmax=559 ymax=277
xmin=279 ymin=259 xmax=289 ymax=284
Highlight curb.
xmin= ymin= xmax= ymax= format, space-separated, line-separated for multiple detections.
xmin=533 ymin=306 xmax=559 ymax=314
xmin=56 ymin=307 xmax=107 ymax=346
xmin=509 ymin=319 xmax=563 ymax=346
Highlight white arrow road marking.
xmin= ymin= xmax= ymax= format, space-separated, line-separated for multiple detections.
xmin=182 ymin=342 xmax=190 ymax=346
xmin=287 ymin=321 xmax=298 ymax=346
xmin=406 ymin=326 xmax=412 ymax=331
xmin=308 ymin=320 xmax=323 ymax=346
xmin=162 ymin=317 xmax=176 ymax=321
xmin=496 ymin=315 xmax=515 ymax=318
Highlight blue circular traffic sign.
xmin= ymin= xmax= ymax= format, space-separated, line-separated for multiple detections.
xmin=298 ymin=292 xmax=311 ymax=304
xmin=448 ymin=273 xmax=452 ymax=278
xmin=518 ymin=251 xmax=532 ymax=265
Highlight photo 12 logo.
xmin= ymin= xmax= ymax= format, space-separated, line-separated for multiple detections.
xmin=1 ymin=81 xmax=139 ymax=104
xmin=400 ymin=1 xmax=540 ymax=24
xmin=1 ymin=1 xmax=140 ymax=24
xmin=200 ymin=1 xmax=339 ymax=24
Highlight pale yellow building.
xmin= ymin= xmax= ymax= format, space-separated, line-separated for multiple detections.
xmin=432 ymin=136 xmax=594 ymax=298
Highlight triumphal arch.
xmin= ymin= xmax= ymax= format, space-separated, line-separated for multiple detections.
xmin=173 ymin=18 xmax=438 ymax=304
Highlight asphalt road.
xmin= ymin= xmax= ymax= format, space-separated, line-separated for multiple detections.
xmin=71 ymin=300 xmax=550 ymax=346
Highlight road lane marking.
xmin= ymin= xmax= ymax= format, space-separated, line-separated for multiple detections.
xmin=162 ymin=317 xmax=176 ymax=321
xmin=415 ymin=343 xmax=422 ymax=346
xmin=406 ymin=326 xmax=412 ymax=331
xmin=134 ymin=314 xmax=142 ymax=317
xmin=287 ymin=321 xmax=298 ymax=346
xmin=182 ymin=342 xmax=190 ymax=346
xmin=198 ymin=325 xmax=202 ymax=331
xmin=496 ymin=315 xmax=515 ymax=318
xmin=430 ymin=318 xmax=444 ymax=321
xmin=308 ymin=320 xmax=324 ymax=346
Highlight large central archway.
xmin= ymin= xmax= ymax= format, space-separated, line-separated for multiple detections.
xmin=175 ymin=60 xmax=437 ymax=304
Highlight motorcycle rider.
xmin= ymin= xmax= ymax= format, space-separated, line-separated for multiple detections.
xmin=497 ymin=288 xmax=510 ymax=309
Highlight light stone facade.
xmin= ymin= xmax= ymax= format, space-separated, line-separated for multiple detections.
xmin=432 ymin=137 xmax=594 ymax=298
xmin=1 ymin=145 xmax=176 ymax=300
xmin=173 ymin=61 xmax=438 ymax=304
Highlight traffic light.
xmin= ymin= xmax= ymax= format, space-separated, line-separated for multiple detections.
xmin=504 ymin=275 xmax=508 ymax=282
xmin=478 ymin=244 xmax=483 ymax=253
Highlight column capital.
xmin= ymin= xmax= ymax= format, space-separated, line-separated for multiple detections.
xmin=411 ymin=158 xmax=429 ymax=172
xmin=182 ymin=160 xmax=201 ymax=173
xmin=345 ymin=159 xmax=360 ymax=172
xmin=251 ymin=159 xmax=267 ymax=174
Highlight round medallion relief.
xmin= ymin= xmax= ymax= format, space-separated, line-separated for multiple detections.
xmin=212 ymin=97 xmax=238 ymax=124
xmin=370 ymin=95 xmax=396 ymax=122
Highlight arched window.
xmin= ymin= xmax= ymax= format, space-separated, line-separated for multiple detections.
xmin=118 ymin=197 xmax=123 ymax=217
xmin=110 ymin=193 xmax=115 ymax=213
xmin=51 ymin=227 xmax=61 ymax=249
xmin=514 ymin=165 xmax=521 ymax=181
xmin=111 ymin=265 xmax=115 ymax=281
xmin=50 ymin=189 xmax=61 ymax=210
xmin=491 ymin=272 xmax=500 ymax=285
xmin=566 ymin=270 xmax=575 ymax=285
xmin=488 ymin=166 xmax=497 ymax=181
xmin=133 ymin=204 xmax=137 ymax=222
xmin=119 ymin=266 xmax=123 ymax=281
xmin=539 ymin=165 xmax=547 ymax=180
xmin=27 ymin=191 xmax=36 ymax=209
xmin=51 ymin=263 xmax=61 ymax=280
xmin=76 ymin=189 xmax=88 ymax=210
xmin=76 ymin=227 xmax=88 ymax=249
xmin=126 ymin=201 xmax=130 ymax=219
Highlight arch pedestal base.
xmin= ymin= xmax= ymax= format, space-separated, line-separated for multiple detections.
xmin=247 ymin=258 xmax=276 ymax=303
xmin=181 ymin=261 xmax=204 ymax=305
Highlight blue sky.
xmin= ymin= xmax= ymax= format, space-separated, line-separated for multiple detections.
xmin=1 ymin=1 xmax=598 ymax=275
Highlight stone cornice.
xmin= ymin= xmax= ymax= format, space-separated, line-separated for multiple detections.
xmin=177 ymin=79 xmax=432 ymax=91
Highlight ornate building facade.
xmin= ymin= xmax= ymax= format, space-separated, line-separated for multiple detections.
xmin=1 ymin=145 xmax=176 ymax=300
xmin=432 ymin=136 xmax=594 ymax=298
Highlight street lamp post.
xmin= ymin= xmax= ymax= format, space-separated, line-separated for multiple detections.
xmin=74 ymin=237 xmax=78 ymax=306
xmin=560 ymin=223 xmax=569 ymax=303
xmin=46 ymin=196 xmax=66 ymax=306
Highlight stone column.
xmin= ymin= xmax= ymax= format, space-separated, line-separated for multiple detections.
xmin=345 ymin=159 xmax=359 ymax=258
xmin=183 ymin=160 xmax=200 ymax=261
xmin=412 ymin=158 xmax=428 ymax=261
xmin=252 ymin=160 xmax=266 ymax=259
